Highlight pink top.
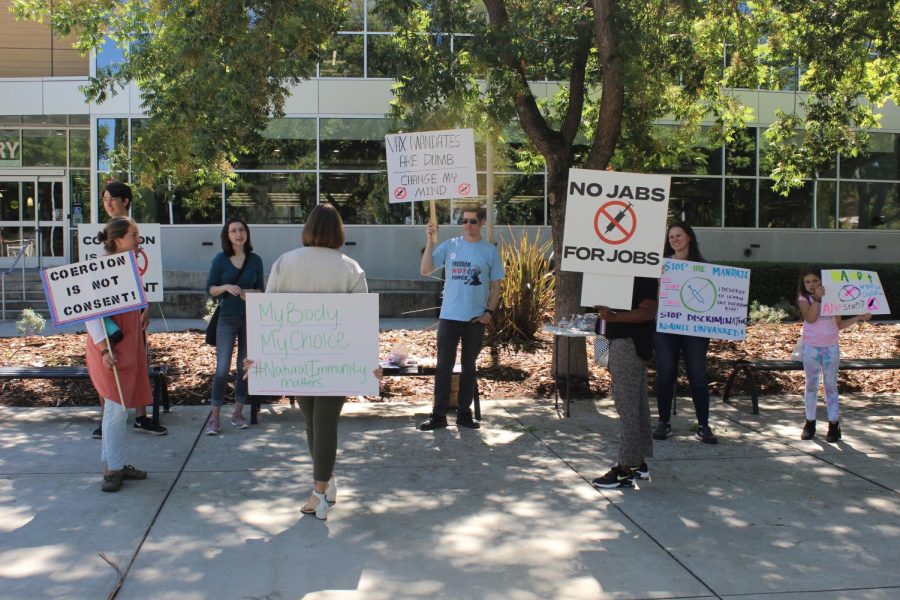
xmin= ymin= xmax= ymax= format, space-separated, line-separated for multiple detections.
xmin=798 ymin=296 xmax=839 ymax=347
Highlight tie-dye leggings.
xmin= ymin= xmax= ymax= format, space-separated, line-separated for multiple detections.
xmin=802 ymin=343 xmax=840 ymax=422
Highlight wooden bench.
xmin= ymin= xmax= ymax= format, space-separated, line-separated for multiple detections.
xmin=0 ymin=365 xmax=171 ymax=425
xmin=722 ymin=358 xmax=900 ymax=414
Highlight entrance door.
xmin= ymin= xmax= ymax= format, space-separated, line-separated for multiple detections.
xmin=0 ymin=176 xmax=68 ymax=268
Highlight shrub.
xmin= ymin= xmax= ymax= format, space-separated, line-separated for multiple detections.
xmin=748 ymin=300 xmax=790 ymax=324
xmin=16 ymin=308 xmax=46 ymax=336
xmin=203 ymin=298 xmax=217 ymax=323
xmin=485 ymin=230 xmax=555 ymax=353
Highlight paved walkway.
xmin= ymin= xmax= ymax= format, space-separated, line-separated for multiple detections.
xmin=1 ymin=392 xmax=898 ymax=599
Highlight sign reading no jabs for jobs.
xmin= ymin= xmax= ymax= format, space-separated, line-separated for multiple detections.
xmin=79 ymin=223 xmax=163 ymax=302
xmin=385 ymin=128 xmax=478 ymax=203
xmin=246 ymin=293 xmax=380 ymax=397
xmin=40 ymin=251 xmax=148 ymax=326
xmin=561 ymin=169 xmax=670 ymax=278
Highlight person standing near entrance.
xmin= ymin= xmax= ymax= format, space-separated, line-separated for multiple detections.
xmin=92 ymin=181 xmax=167 ymax=437
xmin=417 ymin=206 xmax=504 ymax=431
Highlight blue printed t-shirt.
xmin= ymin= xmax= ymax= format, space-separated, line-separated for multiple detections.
xmin=206 ymin=252 xmax=265 ymax=318
xmin=432 ymin=236 xmax=504 ymax=321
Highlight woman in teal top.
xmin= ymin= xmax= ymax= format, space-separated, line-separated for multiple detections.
xmin=205 ymin=218 xmax=265 ymax=434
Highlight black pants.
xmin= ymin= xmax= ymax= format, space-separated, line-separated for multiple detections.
xmin=433 ymin=318 xmax=484 ymax=418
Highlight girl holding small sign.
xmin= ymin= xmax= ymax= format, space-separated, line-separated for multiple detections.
xmin=796 ymin=267 xmax=871 ymax=442
xmin=84 ymin=217 xmax=151 ymax=492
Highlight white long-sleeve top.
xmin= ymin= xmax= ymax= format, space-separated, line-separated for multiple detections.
xmin=265 ymin=246 xmax=368 ymax=294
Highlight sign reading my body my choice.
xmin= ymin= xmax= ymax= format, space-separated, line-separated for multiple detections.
xmin=246 ymin=294 xmax=380 ymax=397
xmin=561 ymin=169 xmax=670 ymax=278
xmin=41 ymin=252 xmax=148 ymax=326
xmin=656 ymin=259 xmax=751 ymax=341
xmin=385 ymin=128 xmax=478 ymax=203
xmin=78 ymin=224 xmax=163 ymax=302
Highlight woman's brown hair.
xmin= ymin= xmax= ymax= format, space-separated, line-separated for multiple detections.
xmin=98 ymin=217 xmax=136 ymax=253
xmin=302 ymin=203 xmax=345 ymax=249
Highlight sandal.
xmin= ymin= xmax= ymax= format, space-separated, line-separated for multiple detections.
xmin=102 ymin=471 xmax=124 ymax=492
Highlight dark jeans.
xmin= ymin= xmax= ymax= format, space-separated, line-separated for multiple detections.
xmin=212 ymin=313 xmax=247 ymax=406
xmin=653 ymin=332 xmax=710 ymax=426
xmin=433 ymin=318 xmax=484 ymax=418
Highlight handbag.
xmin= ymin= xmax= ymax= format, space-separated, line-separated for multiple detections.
xmin=205 ymin=253 xmax=252 ymax=346
xmin=594 ymin=335 xmax=610 ymax=368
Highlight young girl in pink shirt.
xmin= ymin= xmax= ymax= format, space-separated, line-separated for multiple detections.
xmin=796 ymin=267 xmax=871 ymax=442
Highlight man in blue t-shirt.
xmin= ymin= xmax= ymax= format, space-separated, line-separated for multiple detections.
xmin=418 ymin=206 xmax=504 ymax=430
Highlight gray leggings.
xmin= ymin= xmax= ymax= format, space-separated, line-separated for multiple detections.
xmin=298 ymin=397 xmax=345 ymax=482
xmin=608 ymin=338 xmax=653 ymax=467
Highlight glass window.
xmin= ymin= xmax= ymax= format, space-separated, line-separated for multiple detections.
xmin=343 ymin=0 xmax=365 ymax=31
xmin=759 ymin=180 xmax=813 ymax=228
xmin=840 ymin=132 xmax=899 ymax=180
xmin=653 ymin=125 xmax=722 ymax=175
xmin=320 ymin=172 xmax=408 ymax=224
xmin=22 ymin=115 xmax=68 ymax=126
xmin=134 ymin=184 xmax=223 ymax=225
xmin=815 ymin=180 xmax=837 ymax=229
xmin=759 ymin=128 xmax=836 ymax=178
xmin=0 ymin=129 xmax=21 ymax=167
xmin=481 ymin=174 xmax=545 ymax=225
xmin=97 ymin=118 xmax=129 ymax=171
xmin=367 ymin=0 xmax=395 ymax=32
xmin=69 ymin=171 xmax=91 ymax=226
xmin=319 ymin=34 xmax=364 ymax=78
xmin=69 ymin=129 xmax=90 ymax=168
xmin=0 ymin=181 xmax=21 ymax=221
xmin=320 ymin=118 xmax=389 ymax=170
xmin=22 ymin=129 xmax=67 ymax=167
xmin=367 ymin=34 xmax=401 ymax=78
xmin=725 ymin=127 xmax=756 ymax=176
xmin=96 ymin=37 xmax=126 ymax=72
xmin=234 ymin=118 xmax=317 ymax=169
xmin=69 ymin=115 xmax=90 ymax=126
xmin=668 ymin=178 xmax=722 ymax=226
xmin=227 ymin=173 xmax=316 ymax=225
xmin=724 ymin=178 xmax=756 ymax=227
xmin=414 ymin=199 xmax=450 ymax=224
xmin=838 ymin=181 xmax=900 ymax=229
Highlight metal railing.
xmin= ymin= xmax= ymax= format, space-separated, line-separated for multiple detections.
xmin=1 ymin=238 xmax=35 ymax=320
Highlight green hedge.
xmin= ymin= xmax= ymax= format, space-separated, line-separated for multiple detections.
xmin=721 ymin=262 xmax=899 ymax=320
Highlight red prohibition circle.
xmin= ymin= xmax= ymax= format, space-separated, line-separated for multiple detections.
xmin=136 ymin=248 xmax=149 ymax=276
xmin=458 ymin=182 xmax=472 ymax=195
xmin=593 ymin=200 xmax=637 ymax=245
xmin=394 ymin=187 xmax=408 ymax=200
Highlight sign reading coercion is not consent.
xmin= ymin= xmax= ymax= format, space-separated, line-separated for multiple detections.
xmin=246 ymin=293 xmax=380 ymax=397
xmin=820 ymin=269 xmax=890 ymax=316
xmin=385 ymin=128 xmax=478 ymax=203
xmin=79 ymin=223 xmax=163 ymax=302
xmin=656 ymin=259 xmax=751 ymax=341
xmin=40 ymin=251 xmax=148 ymax=326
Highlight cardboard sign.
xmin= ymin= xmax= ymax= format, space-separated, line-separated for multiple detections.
xmin=820 ymin=269 xmax=890 ymax=315
xmin=41 ymin=251 xmax=148 ymax=326
xmin=246 ymin=293 xmax=380 ymax=396
xmin=385 ymin=128 xmax=478 ymax=203
xmin=656 ymin=259 xmax=750 ymax=341
xmin=561 ymin=169 xmax=670 ymax=278
xmin=580 ymin=273 xmax=634 ymax=310
xmin=79 ymin=223 xmax=163 ymax=302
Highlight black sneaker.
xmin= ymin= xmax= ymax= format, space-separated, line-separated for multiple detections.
xmin=591 ymin=465 xmax=635 ymax=489
xmin=696 ymin=425 xmax=718 ymax=444
xmin=417 ymin=415 xmax=448 ymax=431
xmin=133 ymin=416 xmax=168 ymax=435
xmin=92 ymin=424 xmax=102 ymax=439
xmin=616 ymin=462 xmax=650 ymax=481
xmin=825 ymin=421 xmax=841 ymax=443
xmin=456 ymin=413 xmax=481 ymax=429
xmin=652 ymin=421 xmax=672 ymax=440
xmin=801 ymin=419 xmax=816 ymax=440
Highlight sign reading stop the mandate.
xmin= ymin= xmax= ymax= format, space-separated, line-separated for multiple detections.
xmin=385 ymin=128 xmax=478 ymax=203
xmin=561 ymin=169 xmax=671 ymax=278
xmin=78 ymin=224 xmax=163 ymax=302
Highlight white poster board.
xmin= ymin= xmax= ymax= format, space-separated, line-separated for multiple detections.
xmin=79 ymin=223 xmax=163 ymax=302
xmin=385 ymin=128 xmax=478 ymax=203
xmin=40 ymin=251 xmax=148 ymax=326
xmin=561 ymin=169 xmax=670 ymax=278
xmin=246 ymin=293 xmax=380 ymax=396
xmin=820 ymin=269 xmax=890 ymax=316
xmin=580 ymin=273 xmax=634 ymax=309
xmin=656 ymin=259 xmax=750 ymax=341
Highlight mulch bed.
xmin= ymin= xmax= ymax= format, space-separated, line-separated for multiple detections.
xmin=1 ymin=323 xmax=897 ymax=407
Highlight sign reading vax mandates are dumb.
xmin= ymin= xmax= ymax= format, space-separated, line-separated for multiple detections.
xmin=79 ymin=223 xmax=163 ymax=302
xmin=656 ymin=259 xmax=750 ymax=341
xmin=245 ymin=293 xmax=380 ymax=396
xmin=385 ymin=128 xmax=478 ymax=203
xmin=561 ymin=169 xmax=670 ymax=278
xmin=41 ymin=251 xmax=148 ymax=326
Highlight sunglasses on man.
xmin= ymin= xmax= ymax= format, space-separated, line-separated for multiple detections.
xmin=460 ymin=218 xmax=481 ymax=225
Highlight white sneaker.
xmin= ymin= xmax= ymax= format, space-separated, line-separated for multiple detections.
xmin=325 ymin=475 xmax=337 ymax=504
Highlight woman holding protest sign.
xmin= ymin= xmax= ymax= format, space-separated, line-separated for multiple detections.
xmin=247 ymin=203 xmax=369 ymax=520
xmin=84 ymin=217 xmax=151 ymax=492
xmin=205 ymin=218 xmax=265 ymax=435
xmin=652 ymin=222 xmax=718 ymax=445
